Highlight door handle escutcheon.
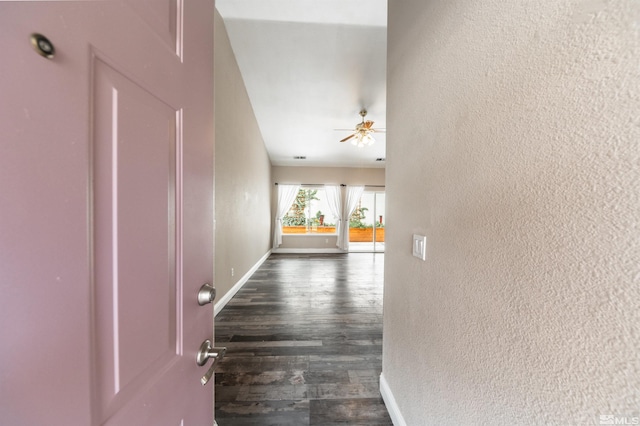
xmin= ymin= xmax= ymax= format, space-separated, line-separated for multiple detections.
xmin=196 ymin=339 xmax=226 ymax=386
xmin=197 ymin=283 xmax=216 ymax=306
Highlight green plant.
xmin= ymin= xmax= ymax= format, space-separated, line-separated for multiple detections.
xmin=283 ymin=189 xmax=319 ymax=226
xmin=349 ymin=204 xmax=369 ymax=228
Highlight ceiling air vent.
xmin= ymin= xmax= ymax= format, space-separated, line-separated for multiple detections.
xmin=376 ymin=158 xmax=386 ymax=162
xmin=293 ymin=156 xmax=307 ymax=160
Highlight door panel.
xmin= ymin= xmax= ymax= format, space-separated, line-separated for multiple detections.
xmin=0 ymin=2 xmax=215 ymax=425
xmin=125 ymin=0 xmax=182 ymax=56
xmin=92 ymin=57 xmax=180 ymax=417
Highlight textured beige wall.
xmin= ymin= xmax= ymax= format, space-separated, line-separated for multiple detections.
xmin=214 ymin=10 xmax=272 ymax=301
xmin=276 ymin=235 xmax=339 ymax=250
xmin=272 ymin=166 xmax=385 ymax=186
xmin=384 ymin=1 xmax=640 ymax=424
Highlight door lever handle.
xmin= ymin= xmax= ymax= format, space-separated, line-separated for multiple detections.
xmin=196 ymin=339 xmax=226 ymax=386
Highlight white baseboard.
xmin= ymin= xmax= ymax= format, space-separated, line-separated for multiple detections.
xmin=380 ymin=373 xmax=407 ymax=426
xmin=271 ymin=248 xmax=345 ymax=254
xmin=214 ymin=250 xmax=271 ymax=316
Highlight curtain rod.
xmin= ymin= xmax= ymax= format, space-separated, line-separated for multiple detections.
xmin=274 ymin=183 xmax=385 ymax=188
xmin=275 ymin=183 xmax=346 ymax=186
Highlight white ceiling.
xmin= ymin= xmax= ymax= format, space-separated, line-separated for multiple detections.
xmin=216 ymin=0 xmax=388 ymax=168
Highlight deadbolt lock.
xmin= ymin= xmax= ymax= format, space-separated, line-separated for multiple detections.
xmin=197 ymin=283 xmax=216 ymax=306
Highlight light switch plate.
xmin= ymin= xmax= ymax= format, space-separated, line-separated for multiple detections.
xmin=412 ymin=234 xmax=427 ymax=261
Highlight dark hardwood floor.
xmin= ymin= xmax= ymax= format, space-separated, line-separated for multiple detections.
xmin=214 ymin=253 xmax=391 ymax=425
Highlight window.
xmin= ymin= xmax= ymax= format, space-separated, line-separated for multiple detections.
xmin=348 ymin=191 xmax=385 ymax=252
xmin=282 ymin=188 xmax=336 ymax=234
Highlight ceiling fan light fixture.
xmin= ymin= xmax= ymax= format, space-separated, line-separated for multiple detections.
xmin=338 ymin=109 xmax=383 ymax=147
xmin=351 ymin=132 xmax=375 ymax=147
xmin=363 ymin=133 xmax=375 ymax=145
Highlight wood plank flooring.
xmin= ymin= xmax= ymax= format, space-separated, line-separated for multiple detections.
xmin=214 ymin=253 xmax=391 ymax=425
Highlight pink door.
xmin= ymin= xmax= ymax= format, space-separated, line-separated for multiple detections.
xmin=0 ymin=2 xmax=216 ymax=425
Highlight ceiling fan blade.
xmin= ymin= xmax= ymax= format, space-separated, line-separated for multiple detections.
xmin=371 ymin=129 xmax=386 ymax=133
xmin=364 ymin=120 xmax=374 ymax=129
xmin=340 ymin=134 xmax=356 ymax=143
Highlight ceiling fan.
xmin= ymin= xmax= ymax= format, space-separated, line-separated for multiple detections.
xmin=338 ymin=110 xmax=385 ymax=147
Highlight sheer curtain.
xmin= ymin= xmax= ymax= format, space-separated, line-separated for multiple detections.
xmin=324 ymin=185 xmax=342 ymax=247
xmin=339 ymin=185 xmax=365 ymax=251
xmin=273 ymin=184 xmax=300 ymax=249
